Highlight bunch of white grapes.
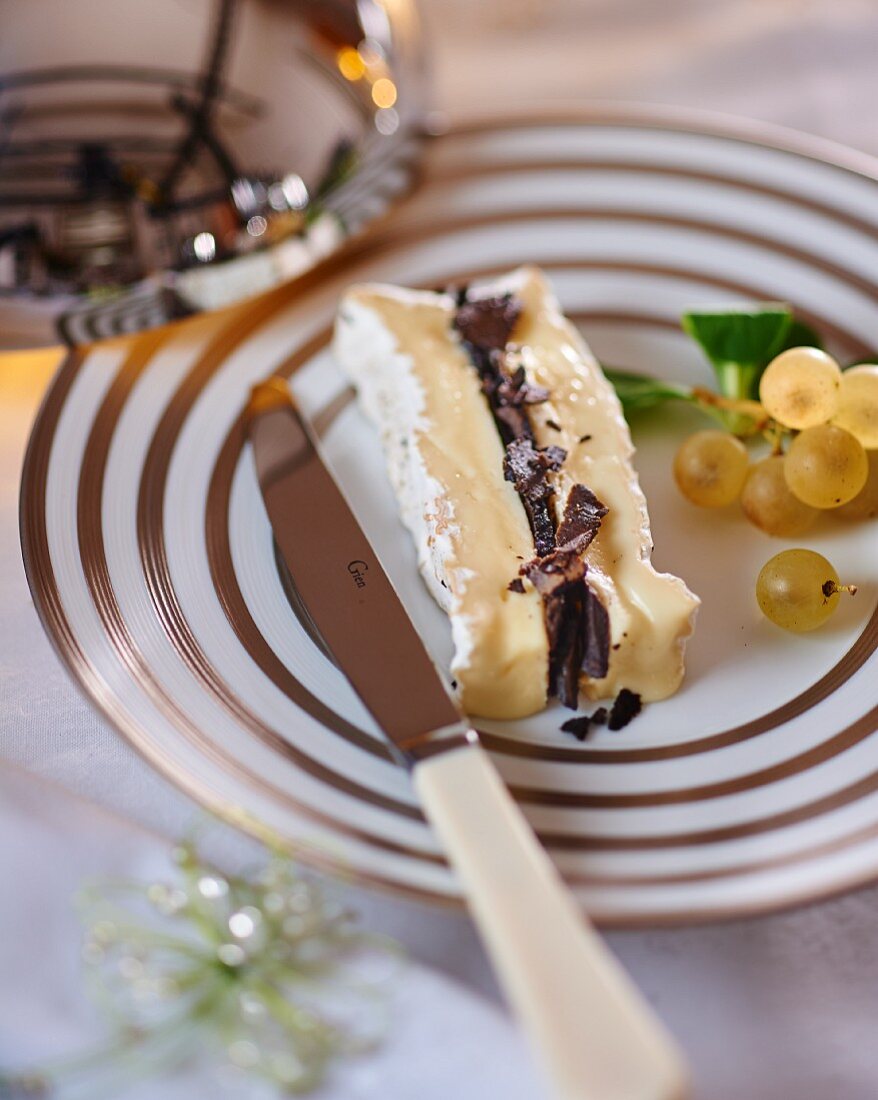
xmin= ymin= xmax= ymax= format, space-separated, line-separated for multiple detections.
xmin=673 ymin=348 xmax=873 ymax=631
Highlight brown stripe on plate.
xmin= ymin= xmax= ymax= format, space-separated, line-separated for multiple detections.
xmin=538 ymin=713 xmax=878 ymax=849
xmin=424 ymin=157 xmax=878 ymax=242
xmin=280 ymin=182 xmax=878 ymax=359
xmin=513 ymin=697 xmax=878 ymax=809
xmin=357 ymin=206 xmax=878 ymax=325
xmin=541 ymin=802 xmax=878 ymax=886
xmin=439 ymin=106 xmax=878 ymax=187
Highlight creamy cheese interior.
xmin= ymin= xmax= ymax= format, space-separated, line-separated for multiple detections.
xmin=500 ymin=267 xmax=699 ymax=702
xmin=333 ymin=267 xmax=699 ymax=718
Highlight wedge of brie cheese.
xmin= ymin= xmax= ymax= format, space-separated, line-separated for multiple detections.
xmin=333 ymin=266 xmax=698 ymax=721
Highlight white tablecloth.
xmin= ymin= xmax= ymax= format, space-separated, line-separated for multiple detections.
xmin=7 ymin=2 xmax=878 ymax=1091
xmin=0 ymin=766 xmax=546 ymax=1100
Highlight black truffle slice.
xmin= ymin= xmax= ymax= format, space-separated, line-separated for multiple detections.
xmin=581 ymin=587 xmax=611 ymax=680
xmin=557 ymin=485 xmax=609 ymax=555
xmin=561 ymin=707 xmax=608 ymax=741
xmin=453 ymin=293 xmax=522 ymax=352
xmin=503 ymin=438 xmax=567 ymax=558
xmin=523 ymin=550 xmax=591 ymax=708
xmin=608 ymin=688 xmax=642 ymax=730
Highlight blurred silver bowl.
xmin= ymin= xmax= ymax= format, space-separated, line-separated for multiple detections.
xmin=0 ymin=0 xmax=429 ymax=346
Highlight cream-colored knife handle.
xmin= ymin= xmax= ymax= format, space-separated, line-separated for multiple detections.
xmin=414 ymin=743 xmax=689 ymax=1100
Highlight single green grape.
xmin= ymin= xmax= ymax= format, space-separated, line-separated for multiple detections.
xmin=756 ymin=549 xmax=856 ymax=632
xmin=758 ymin=347 xmax=842 ymax=430
xmin=835 ymin=449 xmax=878 ymax=520
xmin=673 ymin=430 xmax=749 ymax=508
xmin=740 ymin=455 xmax=818 ymax=537
xmin=784 ymin=424 xmax=868 ymax=508
xmin=832 ymin=364 xmax=878 ymax=448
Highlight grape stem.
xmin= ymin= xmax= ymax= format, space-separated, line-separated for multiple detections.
xmin=766 ymin=421 xmax=787 ymax=455
xmin=822 ymin=580 xmax=859 ymax=600
xmin=691 ymin=387 xmax=771 ymax=435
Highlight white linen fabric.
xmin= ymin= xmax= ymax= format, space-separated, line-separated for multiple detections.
xmin=0 ymin=767 xmax=545 ymax=1100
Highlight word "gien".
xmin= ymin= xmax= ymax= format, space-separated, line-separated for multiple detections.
xmin=347 ymin=560 xmax=369 ymax=589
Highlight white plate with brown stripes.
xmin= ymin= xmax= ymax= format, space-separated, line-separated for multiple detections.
xmin=21 ymin=109 xmax=878 ymax=924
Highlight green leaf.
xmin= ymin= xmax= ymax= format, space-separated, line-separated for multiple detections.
xmin=602 ymin=367 xmax=693 ymax=414
xmin=681 ymin=305 xmax=793 ymax=400
xmin=780 ymin=318 xmax=823 ymax=353
xmin=681 ymin=305 xmax=793 ymax=370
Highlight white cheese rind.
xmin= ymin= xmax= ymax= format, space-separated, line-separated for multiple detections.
xmin=333 ymin=295 xmax=451 ymax=610
xmin=333 ymin=286 xmax=549 ymax=719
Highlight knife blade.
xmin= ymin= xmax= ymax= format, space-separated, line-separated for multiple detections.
xmin=246 ymin=377 xmax=473 ymax=764
xmin=246 ymin=376 xmax=689 ymax=1100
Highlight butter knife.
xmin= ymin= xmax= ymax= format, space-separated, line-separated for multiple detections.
xmin=246 ymin=376 xmax=689 ymax=1100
